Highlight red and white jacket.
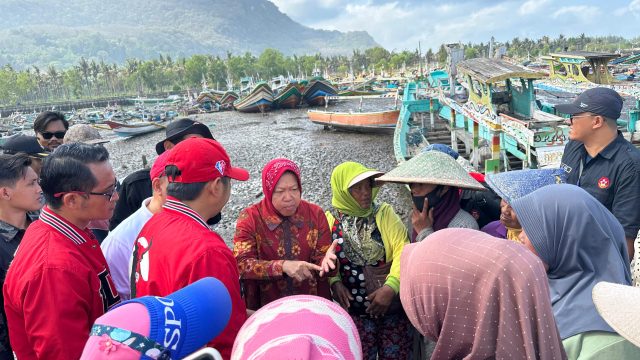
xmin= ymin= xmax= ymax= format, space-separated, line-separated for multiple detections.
xmin=3 ymin=206 xmax=120 ymax=360
xmin=133 ymin=197 xmax=247 ymax=359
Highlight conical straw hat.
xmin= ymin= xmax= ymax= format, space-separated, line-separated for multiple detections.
xmin=376 ymin=151 xmax=485 ymax=191
xmin=592 ymin=282 xmax=640 ymax=348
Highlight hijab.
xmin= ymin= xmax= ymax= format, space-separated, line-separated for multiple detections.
xmin=261 ymin=158 xmax=302 ymax=217
xmin=400 ymin=228 xmax=566 ymax=360
xmin=330 ymin=162 xmax=380 ymax=218
xmin=431 ymin=187 xmax=461 ymax=231
xmin=231 ymin=295 xmax=362 ymax=360
xmin=511 ymin=184 xmax=631 ymax=339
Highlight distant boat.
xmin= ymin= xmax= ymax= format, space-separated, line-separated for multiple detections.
xmin=234 ymin=82 xmax=274 ymax=113
xmin=307 ymin=108 xmax=400 ymax=134
xmin=220 ymin=90 xmax=239 ymax=110
xmin=104 ymin=120 xmax=166 ymax=137
xmin=273 ymin=83 xmax=302 ymax=109
xmin=303 ymin=77 xmax=338 ymax=106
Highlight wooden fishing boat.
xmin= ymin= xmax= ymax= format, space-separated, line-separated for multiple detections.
xmin=302 ymin=77 xmax=338 ymax=107
xmin=273 ymin=83 xmax=302 ymax=109
xmin=234 ymin=82 xmax=274 ymax=113
xmin=308 ymin=108 xmax=399 ymax=134
xmin=104 ymin=120 xmax=165 ymax=137
xmin=219 ymin=91 xmax=239 ymax=110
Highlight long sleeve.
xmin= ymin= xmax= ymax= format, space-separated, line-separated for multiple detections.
xmin=12 ymin=268 xmax=94 ymax=360
xmin=233 ymin=209 xmax=285 ymax=280
xmin=310 ymin=206 xmax=333 ymax=266
xmin=377 ymin=203 xmax=409 ymax=293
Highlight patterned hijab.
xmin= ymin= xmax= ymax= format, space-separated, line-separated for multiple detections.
xmin=511 ymin=184 xmax=631 ymax=340
xmin=231 ymin=295 xmax=362 ymax=360
xmin=330 ymin=162 xmax=380 ymax=218
xmin=261 ymin=158 xmax=302 ymax=217
xmin=400 ymin=228 xmax=567 ymax=360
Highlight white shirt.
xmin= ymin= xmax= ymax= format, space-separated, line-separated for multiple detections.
xmin=101 ymin=198 xmax=153 ymax=300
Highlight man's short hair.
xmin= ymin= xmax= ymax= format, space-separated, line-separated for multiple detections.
xmin=33 ymin=111 xmax=69 ymax=134
xmin=0 ymin=154 xmax=32 ymax=188
xmin=165 ymin=165 xmax=230 ymax=201
xmin=40 ymin=143 xmax=109 ymax=209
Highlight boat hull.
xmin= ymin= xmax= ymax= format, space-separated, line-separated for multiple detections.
xmin=303 ymin=78 xmax=337 ymax=107
xmin=234 ymin=83 xmax=274 ymax=113
xmin=308 ymin=109 xmax=399 ymax=134
xmin=105 ymin=120 xmax=165 ymax=137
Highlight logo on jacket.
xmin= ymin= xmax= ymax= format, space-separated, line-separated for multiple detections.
xmin=215 ymin=160 xmax=226 ymax=175
xmin=598 ymin=176 xmax=610 ymax=189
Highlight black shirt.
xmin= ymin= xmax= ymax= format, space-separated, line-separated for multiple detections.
xmin=0 ymin=212 xmax=38 ymax=360
xmin=561 ymin=133 xmax=640 ymax=238
xmin=109 ymin=169 xmax=152 ymax=231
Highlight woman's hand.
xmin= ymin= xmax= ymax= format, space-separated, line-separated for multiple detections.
xmin=319 ymin=239 xmax=338 ymax=277
xmin=331 ymin=282 xmax=353 ymax=310
xmin=411 ymin=198 xmax=434 ymax=233
xmin=282 ymin=260 xmax=322 ymax=282
xmin=365 ymin=285 xmax=395 ymax=318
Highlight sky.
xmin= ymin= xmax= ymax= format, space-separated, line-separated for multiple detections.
xmin=271 ymin=0 xmax=640 ymax=52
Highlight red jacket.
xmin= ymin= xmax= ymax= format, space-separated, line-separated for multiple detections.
xmin=133 ymin=198 xmax=247 ymax=359
xmin=3 ymin=207 xmax=120 ymax=360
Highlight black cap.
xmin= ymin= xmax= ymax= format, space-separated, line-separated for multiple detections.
xmin=555 ymin=87 xmax=623 ymax=120
xmin=1 ymin=135 xmax=49 ymax=157
xmin=155 ymin=118 xmax=214 ymax=155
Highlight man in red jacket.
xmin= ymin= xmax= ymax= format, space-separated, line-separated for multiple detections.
xmin=132 ymin=137 xmax=249 ymax=358
xmin=3 ymin=143 xmax=121 ymax=360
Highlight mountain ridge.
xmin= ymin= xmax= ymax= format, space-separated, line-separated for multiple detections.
xmin=0 ymin=0 xmax=378 ymax=69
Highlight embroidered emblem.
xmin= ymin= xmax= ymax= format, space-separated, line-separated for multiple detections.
xmin=580 ymin=102 xmax=589 ymax=108
xmin=598 ymin=176 xmax=610 ymax=189
xmin=215 ymin=160 xmax=226 ymax=175
xmin=560 ymin=163 xmax=572 ymax=173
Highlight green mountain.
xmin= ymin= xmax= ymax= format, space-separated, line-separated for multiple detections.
xmin=0 ymin=0 xmax=378 ymax=69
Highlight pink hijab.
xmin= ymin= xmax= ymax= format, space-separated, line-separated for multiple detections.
xmin=231 ymin=295 xmax=362 ymax=360
xmin=400 ymin=228 xmax=567 ymax=360
xmin=261 ymin=158 xmax=302 ymax=216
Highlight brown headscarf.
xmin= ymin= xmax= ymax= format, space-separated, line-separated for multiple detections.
xmin=400 ymin=228 xmax=567 ymax=360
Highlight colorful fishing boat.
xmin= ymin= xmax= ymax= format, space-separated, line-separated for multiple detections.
xmin=308 ymin=108 xmax=399 ymax=134
xmin=104 ymin=120 xmax=166 ymax=137
xmin=273 ymin=83 xmax=302 ymax=109
xmin=219 ymin=91 xmax=239 ymax=110
xmin=234 ymin=82 xmax=274 ymax=113
xmin=302 ymin=77 xmax=338 ymax=107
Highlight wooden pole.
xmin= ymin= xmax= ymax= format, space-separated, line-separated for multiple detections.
xmin=450 ymin=108 xmax=458 ymax=152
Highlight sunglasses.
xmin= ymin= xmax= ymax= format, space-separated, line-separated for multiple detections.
xmin=568 ymin=114 xmax=594 ymax=125
xmin=40 ymin=131 xmax=66 ymax=140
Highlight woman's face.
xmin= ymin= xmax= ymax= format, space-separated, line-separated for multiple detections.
xmin=499 ymin=199 xmax=521 ymax=229
xmin=349 ymin=178 xmax=373 ymax=209
xmin=519 ymin=230 xmax=549 ymax=271
xmin=271 ymin=172 xmax=301 ymax=217
xmin=409 ymin=183 xmax=437 ymax=197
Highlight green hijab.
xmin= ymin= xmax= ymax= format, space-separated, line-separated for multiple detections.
xmin=330 ymin=161 xmax=381 ymax=218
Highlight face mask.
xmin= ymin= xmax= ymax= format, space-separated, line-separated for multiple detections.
xmin=207 ymin=212 xmax=222 ymax=226
xmin=412 ymin=185 xmax=443 ymax=212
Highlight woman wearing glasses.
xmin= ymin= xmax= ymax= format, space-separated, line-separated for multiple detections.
xmin=33 ymin=111 xmax=69 ymax=151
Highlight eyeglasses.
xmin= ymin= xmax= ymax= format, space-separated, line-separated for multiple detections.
xmin=40 ymin=131 xmax=66 ymax=140
xmin=568 ymin=114 xmax=593 ymax=125
xmin=53 ymin=181 xmax=118 ymax=201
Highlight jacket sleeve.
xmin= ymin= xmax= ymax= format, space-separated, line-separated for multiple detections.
xmin=378 ymin=203 xmax=409 ymax=294
xmin=325 ymin=211 xmax=343 ymax=287
xmin=185 ymin=248 xmax=248 ymax=360
xmin=233 ymin=209 xmax=285 ymax=280
xmin=20 ymin=267 xmax=94 ymax=360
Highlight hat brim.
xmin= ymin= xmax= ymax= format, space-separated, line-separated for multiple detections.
xmin=592 ymin=282 xmax=640 ymax=348
xmin=375 ymin=176 xmax=486 ymax=191
xmin=156 ymin=123 xmax=214 ymax=155
xmin=348 ymin=170 xmax=384 ymax=189
xmin=227 ymin=166 xmax=250 ymax=181
xmin=84 ymin=138 xmax=110 ymax=145
xmin=555 ymin=103 xmax=584 ymax=115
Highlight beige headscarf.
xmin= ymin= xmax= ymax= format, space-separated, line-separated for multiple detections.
xmin=400 ymin=228 xmax=567 ymax=360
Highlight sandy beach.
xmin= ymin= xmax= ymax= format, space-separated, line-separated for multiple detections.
xmin=103 ymin=98 xmax=412 ymax=245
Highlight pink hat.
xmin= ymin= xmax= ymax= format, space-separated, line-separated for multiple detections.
xmin=231 ymin=295 xmax=361 ymax=360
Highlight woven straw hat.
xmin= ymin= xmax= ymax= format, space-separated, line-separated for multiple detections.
xmin=376 ymin=151 xmax=485 ymax=190
xmin=485 ymin=168 xmax=567 ymax=204
xmin=592 ymin=282 xmax=640 ymax=348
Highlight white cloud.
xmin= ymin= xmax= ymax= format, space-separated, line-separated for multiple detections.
xmin=552 ymin=5 xmax=599 ymax=20
xmin=519 ymin=0 xmax=551 ymax=15
xmin=631 ymin=0 xmax=640 ymax=17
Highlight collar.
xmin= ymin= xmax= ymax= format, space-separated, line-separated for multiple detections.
xmin=260 ymin=200 xmax=305 ymax=231
xmin=597 ymin=132 xmax=625 ymax=160
xmin=0 ymin=212 xmax=38 ymax=243
xmin=39 ymin=206 xmax=91 ymax=245
xmin=140 ymin=197 xmax=153 ymax=217
xmin=163 ymin=197 xmax=209 ymax=230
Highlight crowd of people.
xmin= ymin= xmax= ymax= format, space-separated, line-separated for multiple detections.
xmin=0 ymin=86 xmax=639 ymax=359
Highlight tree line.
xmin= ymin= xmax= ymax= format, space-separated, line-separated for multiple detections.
xmin=1 ymin=34 xmax=638 ymax=107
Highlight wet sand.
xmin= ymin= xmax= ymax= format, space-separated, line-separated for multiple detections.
xmin=103 ymin=98 xmax=412 ymax=245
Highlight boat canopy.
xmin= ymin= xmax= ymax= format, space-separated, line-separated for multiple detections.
xmin=457 ymin=58 xmax=545 ymax=84
xmin=546 ymin=51 xmax=620 ymax=62
xmin=541 ymin=51 xmax=620 ymax=85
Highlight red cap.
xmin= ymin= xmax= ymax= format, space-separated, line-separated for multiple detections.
xmin=166 ymin=138 xmax=249 ymax=183
xmin=150 ymin=150 xmax=172 ymax=180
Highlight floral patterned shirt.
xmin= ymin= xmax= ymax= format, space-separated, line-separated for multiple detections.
xmin=233 ymin=199 xmax=333 ymax=310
